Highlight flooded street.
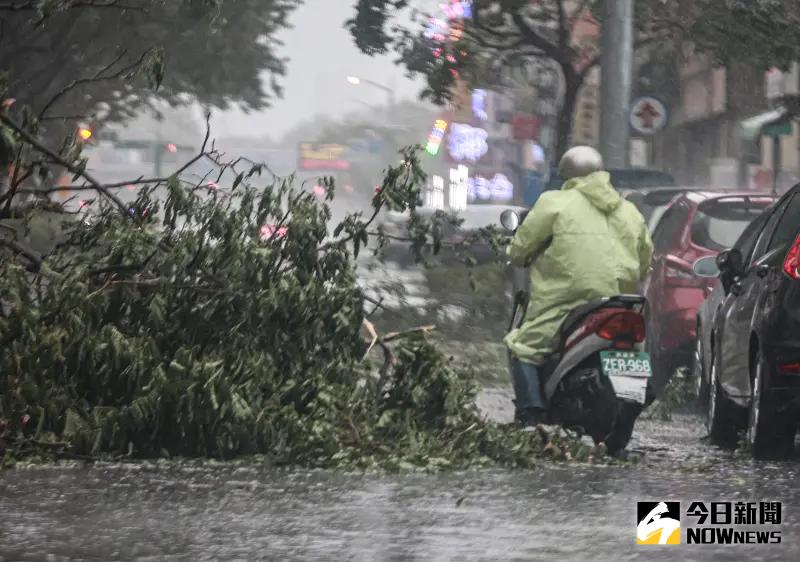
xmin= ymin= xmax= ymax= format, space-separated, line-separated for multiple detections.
xmin=4 ymin=260 xmax=798 ymax=561
xmin=2 ymin=403 xmax=799 ymax=561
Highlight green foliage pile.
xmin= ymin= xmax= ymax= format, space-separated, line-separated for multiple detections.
xmin=0 ymin=152 xmax=585 ymax=469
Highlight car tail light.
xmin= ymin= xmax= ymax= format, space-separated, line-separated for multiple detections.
xmin=778 ymin=363 xmax=800 ymax=375
xmin=783 ymin=234 xmax=800 ymax=280
xmin=597 ymin=311 xmax=646 ymax=344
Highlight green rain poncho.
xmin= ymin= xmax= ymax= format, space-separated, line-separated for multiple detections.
xmin=504 ymin=171 xmax=653 ymax=365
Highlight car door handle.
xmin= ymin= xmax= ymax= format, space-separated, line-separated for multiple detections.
xmin=731 ymin=281 xmax=744 ymax=296
xmin=756 ymin=264 xmax=770 ymax=279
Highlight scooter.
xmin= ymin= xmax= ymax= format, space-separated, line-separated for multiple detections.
xmin=501 ymin=209 xmax=652 ymax=452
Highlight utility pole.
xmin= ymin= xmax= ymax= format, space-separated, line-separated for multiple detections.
xmin=600 ymin=0 xmax=634 ymax=168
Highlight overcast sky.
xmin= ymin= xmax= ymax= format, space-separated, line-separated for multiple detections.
xmin=214 ymin=0 xmax=431 ymax=140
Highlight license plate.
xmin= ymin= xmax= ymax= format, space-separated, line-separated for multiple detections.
xmin=600 ymin=351 xmax=652 ymax=378
xmin=600 ymin=351 xmax=652 ymax=404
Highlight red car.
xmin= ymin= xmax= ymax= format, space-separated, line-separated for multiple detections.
xmin=642 ymin=192 xmax=775 ymax=388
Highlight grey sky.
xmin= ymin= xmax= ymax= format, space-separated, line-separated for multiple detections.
xmin=214 ymin=0 xmax=432 ymax=140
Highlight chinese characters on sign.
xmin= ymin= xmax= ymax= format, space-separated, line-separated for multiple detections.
xmin=298 ymin=143 xmax=350 ymax=171
xmin=684 ymin=501 xmax=782 ymax=544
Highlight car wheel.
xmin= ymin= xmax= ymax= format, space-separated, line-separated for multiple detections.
xmin=747 ymin=351 xmax=796 ymax=460
xmin=693 ymin=329 xmax=709 ymax=408
xmin=707 ymin=351 xmax=740 ymax=448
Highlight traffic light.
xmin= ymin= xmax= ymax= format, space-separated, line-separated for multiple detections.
xmin=77 ymin=126 xmax=93 ymax=141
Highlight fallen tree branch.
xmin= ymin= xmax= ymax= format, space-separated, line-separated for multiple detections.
xmin=381 ymin=325 xmax=436 ymax=343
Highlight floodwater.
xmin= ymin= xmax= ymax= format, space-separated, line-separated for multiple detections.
xmin=3 ymin=262 xmax=799 ymax=561
xmin=1 ymin=403 xmax=799 ymax=561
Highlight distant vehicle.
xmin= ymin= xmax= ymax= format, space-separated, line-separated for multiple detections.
xmin=642 ymin=192 xmax=775 ymax=391
xmin=623 ymin=187 xmax=693 ymax=232
xmin=699 ymin=183 xmax=800 ymax=459
xmin=546 ymin=168 xmax=676 ymax=192
xmin=378 ymin=204 xmax=526 ymax=265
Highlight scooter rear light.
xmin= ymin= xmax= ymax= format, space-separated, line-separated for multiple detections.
xmin=783 ymin=234 xmax=800 ymax=280
xmin=597 ymin=311 xmax=646 ymax=343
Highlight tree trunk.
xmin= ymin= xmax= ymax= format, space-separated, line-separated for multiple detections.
xmin=555 ymin=70 xmax=583 ymax=161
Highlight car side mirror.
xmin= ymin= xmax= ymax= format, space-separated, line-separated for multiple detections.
xmin=692 ymin=256 xmax=719 ymax=278
xmin=500 ymin=209 xmax=520 ymax=233
xmin=717 ymin=248 xmax=744 ymax=293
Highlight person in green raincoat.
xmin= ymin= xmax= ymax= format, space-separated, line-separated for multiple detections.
xmin=504 ymin=146 xmax=653 ymax=425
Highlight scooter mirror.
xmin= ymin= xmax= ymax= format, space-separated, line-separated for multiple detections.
xmin=500 ymin=209 xmax=520 ymax=232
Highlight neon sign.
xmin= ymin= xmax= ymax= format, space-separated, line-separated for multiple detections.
xmin=472 ymin=89 xmax=488 ymax=121
xmin=468 ymin=173 xmax=514 ymax=202
xmin=489 ymin=173 xmax=514 ymax=200
xmin=425 ymin=175 xmax=445 ymax=209
xmin=424 ymin=17 xmax=449 ymax=42
xmin=448 ymin=123 xmax=488 ymax=162
xmin=426 ymin=119 xmax=448 ymax=155
xmin=449 ymin=165 xmax=469 ymax=212
xmin=443 ymin=0 xmax=472 ymax=20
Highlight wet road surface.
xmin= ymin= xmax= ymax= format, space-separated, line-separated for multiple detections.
xmin=2 ymin=402 xmax=799 ymax=561
xmin=3 ymin=261 xmax=799 ymax=561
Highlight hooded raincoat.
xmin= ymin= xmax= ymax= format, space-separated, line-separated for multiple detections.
xmin=504 ymin=171 xmax=653 ymax=365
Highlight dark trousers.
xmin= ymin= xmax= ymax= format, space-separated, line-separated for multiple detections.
xmin=510 ymin=357 xmax=545 ymax=412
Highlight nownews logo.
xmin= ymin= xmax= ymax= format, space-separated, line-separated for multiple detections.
xmin=637 ymin=502 xmax=681 ymax=544
xmin=637 ymin=501 xmax=783 ymax=546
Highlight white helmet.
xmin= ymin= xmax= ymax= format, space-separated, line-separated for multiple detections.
xmin=559 ymin=146 xmax=604 ymax=180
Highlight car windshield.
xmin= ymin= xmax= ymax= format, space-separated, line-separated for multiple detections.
xmin=626 ymin=189 xmax=686 ymax=227
xmin=691 ymin=199 xmax=770 ymax=251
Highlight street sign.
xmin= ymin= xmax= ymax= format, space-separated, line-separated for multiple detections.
xmin=298 ymin=143 xmax=350 ymax=171
xmin=629 ymin=96 xmax=668 ymax=135
xmin=763 ymin=121 xmax=793 ymax=137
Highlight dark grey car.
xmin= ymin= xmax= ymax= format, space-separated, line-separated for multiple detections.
xmin=693 ymin=210 xmax=772 ymax=406
xmin=700 ymin=185 xmax=800 ymax=459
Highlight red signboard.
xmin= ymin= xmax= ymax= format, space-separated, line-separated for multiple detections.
xmin=512 ymin=114 xmax=540 ymax=140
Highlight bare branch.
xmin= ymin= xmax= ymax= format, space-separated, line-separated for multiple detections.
xmin=0 ymin=0 xmax=145 ymax=12
xmin=510 ymin=11 xmax=562 ymax=61
xmin=556 ymin=0 xmax=568 ymax=51
xmin=38 ymin=48 xmax=152 ymax=120
xmin=0 ymin=111 xmax=129 ymax=213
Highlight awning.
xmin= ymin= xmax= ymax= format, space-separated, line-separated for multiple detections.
xmin=739 ymin=108 xmax=789 ymax=141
